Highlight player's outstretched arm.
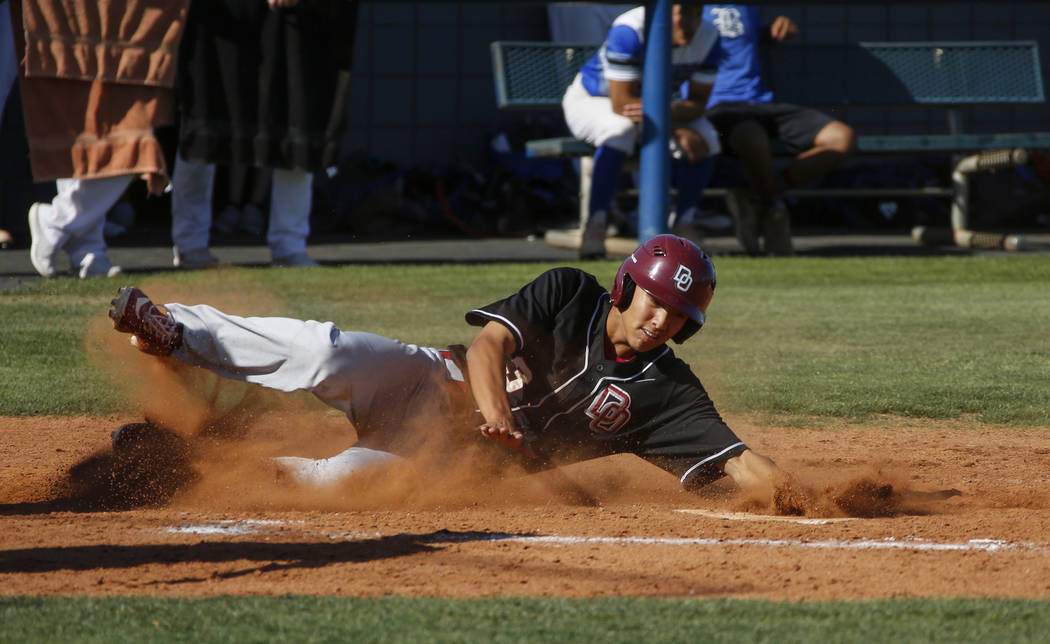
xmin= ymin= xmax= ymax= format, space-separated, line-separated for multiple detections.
xmin=724 ymin=448 xmax=814 ymax=515
xmin=722 ymin=449 xmax=779 ymax=490
xmin=465 ymin=322 xmax=536 ymax=458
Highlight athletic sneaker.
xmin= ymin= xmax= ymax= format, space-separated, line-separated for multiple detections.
xmin=669 ymin=207 xmax=733 ymax=232
xmin=108 ymin=286 xmax=184 ymax=356
xmin=77 ymin=252 xmax=123 ymax=279
xmin=272 ymin=252 xmax=320 ymax=268
xmin=669 ymin=222 xmax=703 ymax=246
xmin=762 ymin=198 xmax=794 ymax=256
xmin=173 ymin=247 xmax=220 ymax=270
xmin=667 ymin=208 xmax=732 ymax=246
xmin=725 ymin=189 xmax=761 ymax=256
xmin=28 ymin=202 xmax=59 ymax=278
xmin=578 ymin=210 xmax=607 ymax=259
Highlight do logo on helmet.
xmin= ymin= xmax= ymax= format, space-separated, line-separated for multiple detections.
xmin=672 ymin=264 xmax=693 ymax=292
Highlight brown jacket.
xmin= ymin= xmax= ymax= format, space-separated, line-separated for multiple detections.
xmin=15 ymin=0 xmax=189 ymax=185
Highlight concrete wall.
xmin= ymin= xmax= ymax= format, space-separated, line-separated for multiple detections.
xmin=342 ymin=2 xmax=1050 ymax=168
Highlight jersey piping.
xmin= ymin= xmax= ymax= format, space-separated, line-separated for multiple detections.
xmin=680 ymin=441 xmax=746 ymax=485
xmin=540 ymin=345 xmax=670 ymax=432
xmin=473 ymin=292 xmax=607 ymax=414
xmin=466 ymin=309 xmax=525 ymax=351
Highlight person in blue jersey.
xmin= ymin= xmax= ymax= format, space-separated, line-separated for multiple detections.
xmin=562 ymin=4 xmax=733 ymax=259
xmin=703 ymin=5 xmax=856 ymax=256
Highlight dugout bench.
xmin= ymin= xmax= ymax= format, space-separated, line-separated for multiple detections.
xmin=490 ymin=39 xmax=1050 ymax=252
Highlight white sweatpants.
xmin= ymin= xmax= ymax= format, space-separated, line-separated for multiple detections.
xmin=562 ymin=74 xmax=721 ymax=156
xmin=33 ymin=175 xmax=133 ymax=268
xmin=171 ymin=154 xmax=313 ymax=259
xmin=166 ymin=301 xmax=454 ymax=453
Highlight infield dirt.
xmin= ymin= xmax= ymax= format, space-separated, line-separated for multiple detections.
xmin=3 ymin=407 xmax=1049 ymax=601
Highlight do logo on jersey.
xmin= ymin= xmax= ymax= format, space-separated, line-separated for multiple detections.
xmin=672 ymin=264 xmax=692 ymax=292
xmin=585 ymin=384 xmax=632 ymax=434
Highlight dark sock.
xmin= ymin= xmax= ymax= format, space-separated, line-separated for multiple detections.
xmin=589 ymin=146 xmax=627 ymax=218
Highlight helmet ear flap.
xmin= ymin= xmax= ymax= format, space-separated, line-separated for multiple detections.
xmin=612 ymin=275 xmax=636 ymax=312
xmin=672 ymin=319 xmax=702 ymax=344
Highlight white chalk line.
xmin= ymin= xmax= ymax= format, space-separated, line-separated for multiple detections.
xmin=165 ymin=519 xmax=302 ymax=536
xmin=499 ymin=535 xmax=1036 ymax=553
xmin=162 ymin=519 xmax=1046 ymax=554
xmin=675 ymin=509 xmax=857 ymax=525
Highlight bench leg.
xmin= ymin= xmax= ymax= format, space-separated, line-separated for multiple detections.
xmin=542 ymin=155 xmax=598 ymax=254
xmin=578 ymin=155 xmax=593 ymax=229
xmin=950 ymin=149 xmax=1029 ymax=251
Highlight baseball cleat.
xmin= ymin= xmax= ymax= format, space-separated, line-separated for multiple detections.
xmin=725 ymin=189 xmax=760 ymax=256
xmin=761 ymin=198 xmax=794 ymax=257
xmin=108 ymin=286 xmax=184 ymax=355
xmin=578 ymin=210 xmax=607 ymax=259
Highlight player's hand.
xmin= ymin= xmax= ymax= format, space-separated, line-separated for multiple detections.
xmin=769 ymin=16 xmax=798 ymax=41
xmin=673 ymin=127 xmax=707 ymax=163
xmin=620 ymin=101 xmax=643 ymax=124
xmin=478 ymin=423 xmax=537 ymax=459
xmin=268 ymin=0 xmax=300 ymax=9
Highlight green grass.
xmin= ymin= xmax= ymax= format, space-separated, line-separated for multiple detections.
xmin=687 ymin=256 xmax=1050 ymax=424
xmin=2 ymin=256 xmax=1048 ymax=423
xmin=1 ymin=596 xmax=1049 ymax=642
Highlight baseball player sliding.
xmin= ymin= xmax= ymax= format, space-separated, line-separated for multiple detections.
xmin=108 ymin=234 xmax=781 ymax=498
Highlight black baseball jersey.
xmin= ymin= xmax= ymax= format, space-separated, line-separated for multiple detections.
xmin=465 ymin=267 xmax=747 ymax=490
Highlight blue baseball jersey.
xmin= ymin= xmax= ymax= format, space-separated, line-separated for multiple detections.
xmin=466 ymin=267 xmax=747 ymax=490
xmin=579 ymin=6 xmax=725 ymax=100
xmin=703 ymin=4 xmax=774 ymax=106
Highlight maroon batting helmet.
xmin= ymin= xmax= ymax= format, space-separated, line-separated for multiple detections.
xmin=609 ymin=234 xmax=716 ymax=343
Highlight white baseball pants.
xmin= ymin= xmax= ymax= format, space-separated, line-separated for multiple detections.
xmin=562 ymin=75 xmax=721 ymax=156
xmin=33 ymin=175 xmax=133 ymax=269
xmin=171 ymin=155 xmax=313 ymax=259
xmin=166 ymin=301 xmax=455 ymax=454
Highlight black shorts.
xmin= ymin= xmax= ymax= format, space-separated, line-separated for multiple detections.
xmin=706 ymin=102 xmax=835 ymax=155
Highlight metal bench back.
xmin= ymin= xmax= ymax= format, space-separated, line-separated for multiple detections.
xmin=492 ymin=40 xmax=1044 ymax=110
xmin=766 ymin=41 xmax=1044 ymax=106
xmin=491 ymin=41 xmax=599 ymax=110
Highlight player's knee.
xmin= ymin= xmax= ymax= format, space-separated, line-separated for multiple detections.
xmin=603 ymin=133 xmax=637 ymax=156
xmin=677 ymin=134 xmax=714 ymax=162
xmin=817 ymin=121 xmax=856 ymax=156
xmin=688 ymin=117 xmax=722 ymax=157
xmin=726 ymin=120 xmax=769 ymax=157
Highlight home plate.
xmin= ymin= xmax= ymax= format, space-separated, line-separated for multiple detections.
xmin=676 ymin=509 xmax=857 ymax=525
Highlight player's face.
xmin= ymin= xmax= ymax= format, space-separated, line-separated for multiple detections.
xmin=622 ymin=287 xmax=689 ymax=352
xmin=672 ymin=4 xmax=703 ymax=46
